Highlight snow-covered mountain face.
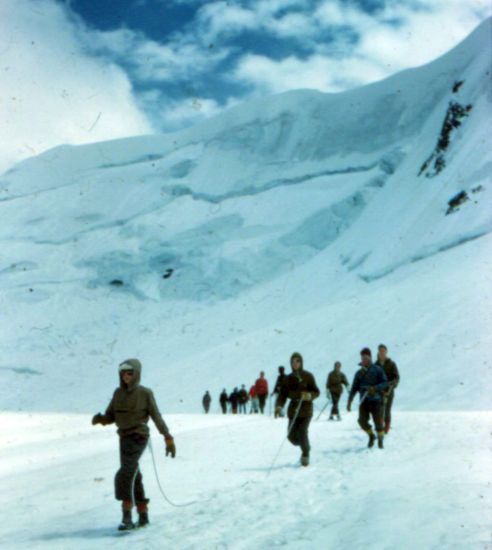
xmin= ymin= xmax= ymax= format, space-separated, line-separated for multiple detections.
xmin=1 ymin=20 xmax=491 ymax=414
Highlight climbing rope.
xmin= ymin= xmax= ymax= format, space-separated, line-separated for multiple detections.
xmin=147 ymin=437 xmax=202 ymax=508
xmin=266 ymin=398 xmax=303 ymax=477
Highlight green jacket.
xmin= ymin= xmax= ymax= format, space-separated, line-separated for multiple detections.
xmin=375 ymin=358 xmax=400 ymax=392
xmin=98 ymin=359 xmax=170 ymax=438
xmin=326 ymin=370 xmax=349 ymax=395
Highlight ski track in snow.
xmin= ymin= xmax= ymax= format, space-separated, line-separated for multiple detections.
xmin=0 ymin=412 xmax=490 ymax=550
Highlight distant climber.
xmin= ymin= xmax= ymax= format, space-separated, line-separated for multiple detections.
xmin=374 ymin=344 xmax=400 ymax=433
xmin=347 ymin=348 xmax=388 ymax=449
xmin=272 ymin=366 xmax=287 ymax=418
xmin=255 ymin=371 xmax=269 ymax=414
xmin=229 ymin=387 xmax=239 ymax=414
xmin=219 ymin=389 xmax=228 ymax=414
xmin=202 ymin=391 xmax=212 ymax=414
xmin=249 ymin=385 xmax=259 ymax=413
xmin=326 ymin=361 xmax=349 ymax=420
xmin=238 ymin=385 xmax=249 ymax=414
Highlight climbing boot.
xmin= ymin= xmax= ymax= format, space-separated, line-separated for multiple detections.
xmin=137 ymin=500 xmax=149 ymax=527
xmin=118 ymin=503 xmax=135 ymax=531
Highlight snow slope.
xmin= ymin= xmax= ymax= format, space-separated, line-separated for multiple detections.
xmin=0 ymin=19 xmax=491 ymax=415
xmin=0 ymin=18 xmax=491 ymax=550
xmin=0 ymin=411 xmax=490 ymax=549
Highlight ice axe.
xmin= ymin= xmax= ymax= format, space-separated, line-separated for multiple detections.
xmin=348 ymin=390 xmax=368 ymax=412
xmin=315 ymin=396 xmax=332 ymax=421
xmin=359 ymin=390 xmax=369 ymax=407
xmin=266 ymin=398 xmax=303 ymax=477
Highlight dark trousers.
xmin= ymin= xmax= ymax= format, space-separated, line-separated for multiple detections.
xmin=330 ymin=392 xmax=341 ymax=416
xmin=220 ymin=402 xmax=227 ymax=414
xmin=203 ymin=404 xmax=210 ymax=414
xmin=274 ymin=394 xmax=284 ymax=417
xmin=358 ymin=400 xmax=383 ymax=434
xmin=115 ymin=434 xmax=148 ymax=503
xmin=258 ymin=394 xmax=267 ymax=413
xmin=288 ymin=416 xmax=312 ymax=456
xmin=382 ymin=391 xmax=394 ymax=427
xmin=238 ymin=403 xmax=247 ymax=414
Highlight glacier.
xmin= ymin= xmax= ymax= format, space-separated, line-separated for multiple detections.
xmin=0 ymin=18 xmax=491 ymax=550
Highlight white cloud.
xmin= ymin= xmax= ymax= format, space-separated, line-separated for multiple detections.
xmin=195 ymin=0 xmax=316 ymax=43
xmin=0 ymin=0 xmax=152 ymax=174
xmin=196 ymin=2 xmax=258 ymax=42
xmin=315 ymin=1 xmax=375 ymax=29
xmin=234 ymin=53 xmax=387 ymax=94
xmin=234 ymin=0 xmax=492 ymax=95
xmin=356 ymin=1 xmax=492 ymax=70
xmin=268 ymin=12 xmax=318 ymax=39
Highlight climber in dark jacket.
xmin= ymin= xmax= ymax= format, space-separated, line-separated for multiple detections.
xmin=348 ymin=348 xmax=388 ymax=449
xmin=202 ymin=391 xmax=212 ymax=413
xmin=272 ymin=366 xmax=287 ymax=417
xmin=375 ymin=344 xmax=400 ymax=433
xmin=219 ymin=389 xmax=228 ymax=414
xmin=229 ymin=388 xmax=240 ymax=414
xmin=276 ymin=352 xmax=320 ymax=466
xmin=326 ymin=361 xmax=349 ymax=420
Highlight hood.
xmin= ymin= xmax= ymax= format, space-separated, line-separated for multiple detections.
xmin=118 ymin=358 xmax=142 ymax=391
xmin=290 ymin=352 xmax=304 ymax=371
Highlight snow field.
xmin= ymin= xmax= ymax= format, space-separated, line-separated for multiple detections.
xmin=1 ymin=229 xmax=490 ymax=414
xmin=1 ymin=411 xmax=490 ymax=549
xmin=0 ymin=18 xmax=491 ymax=550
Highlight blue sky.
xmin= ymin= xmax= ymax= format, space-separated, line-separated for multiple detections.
xmin=0 ymin=0 xmax=490 ymax=172
xmin=67 ymin=0 xmax=492 ymax=127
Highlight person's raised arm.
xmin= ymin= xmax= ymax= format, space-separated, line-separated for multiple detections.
xmin=92 ymin=393 xmax=116 ymax=426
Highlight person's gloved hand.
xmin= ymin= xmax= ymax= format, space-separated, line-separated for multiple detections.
xmin=275 ymin=406 xmax=283 ymax=416
xmin=300 ymin=392 xmax=312 ymax=401
xmin=165 ymin=435 xmax=176 ymax=458
xmin=347 ymin=401 xmax=352 ymax=412
xmin=92 ymin=413 xmax=103 ymax=425
xmin=367 ymin=386 xmax=377 ymax=396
